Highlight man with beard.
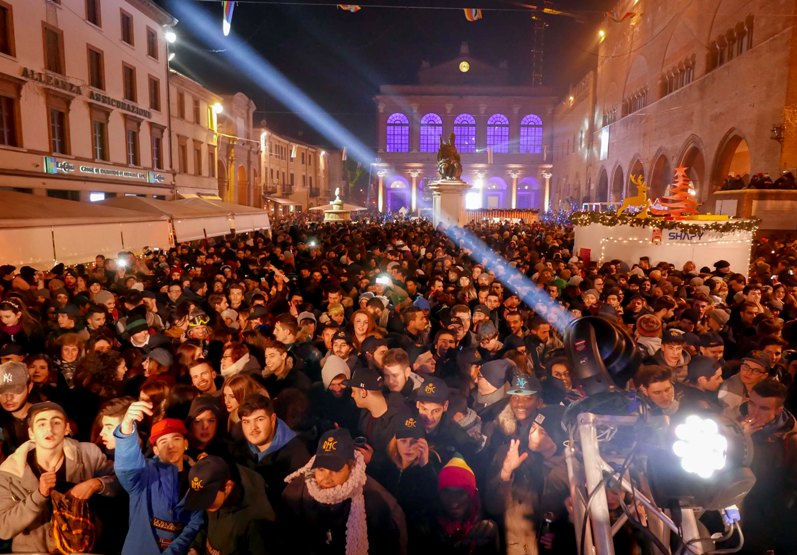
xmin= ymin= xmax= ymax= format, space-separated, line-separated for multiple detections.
xmin=312 ymin=355 xmax=359 ymax=433
xmin=233 ymin=394 xmax=310 ymax=516
xmin=485 ymin=375 xmax=567 ymax=553
xmin=188 ymin=359 xmax=221 ymax=395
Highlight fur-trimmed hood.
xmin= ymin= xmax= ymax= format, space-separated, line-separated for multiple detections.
xmin=496 ymin=402 xmax=520 ymax=438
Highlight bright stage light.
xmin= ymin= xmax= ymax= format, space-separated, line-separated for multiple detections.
xmin=212 ymin=102 xmax=224 ymax=114
xmin=673 ymin=415 xmax=728 ymax=478
xmin=164 ymin=29 xmax=177 ymax=44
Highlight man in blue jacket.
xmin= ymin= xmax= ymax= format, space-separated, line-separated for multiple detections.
xmin=114 ymin=400 xmax=204 ymax=554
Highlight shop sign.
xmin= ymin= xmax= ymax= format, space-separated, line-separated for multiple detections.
xmin=43 ymin=156 xmax=166 ymax=184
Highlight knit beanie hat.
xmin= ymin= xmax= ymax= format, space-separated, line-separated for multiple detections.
xmin=438 ymin=455 xmax=477 ymax=498
xmin=321 ymin=355 xmax=351 ymax=390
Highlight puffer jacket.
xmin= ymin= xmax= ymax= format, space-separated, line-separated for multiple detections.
xmin=114 ymin=424 xmax=204 ymax=555
xmin=0 ymin=438 xmax=118 ymax=553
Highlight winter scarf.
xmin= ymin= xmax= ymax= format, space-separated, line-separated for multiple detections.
xmin=221 ymin=352 xmax=251 ymax=377
xmin=285 ymin=451 xmax=368 ymax=555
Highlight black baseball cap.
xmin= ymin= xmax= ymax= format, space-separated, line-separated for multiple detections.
xmin=395 ymin=414 xmax=425 ymax=439
xmin=332 ymin=330 xmax=353 ymax=345
xmin=414 ymin=377 xmax=449 ymax=404
xmin=185 ymin=456 xmax=231 ymax=511
xmin=313 ymin=429 xmax=355 ymax=471
xmin=661 ymin=328 xmax=686 ymax=345
xmin=345 ymin=366 xmax=383 ymax=391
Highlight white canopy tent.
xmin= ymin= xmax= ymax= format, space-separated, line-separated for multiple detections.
xmin=190 ymin=198 xmax=271 ymax=234
xmin=0 ymin=191 xmax=172 ymax=267
xmin=100 ymin=197 xmax=230 ymax=242
xmin=99 ymin=197 xmax=270 ymax=242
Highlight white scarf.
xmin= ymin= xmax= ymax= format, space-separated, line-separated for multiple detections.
xmin=285 ymin=451 xmax=369 ymax=555
xmin=221 ymin=352 xmax=250 ymax=377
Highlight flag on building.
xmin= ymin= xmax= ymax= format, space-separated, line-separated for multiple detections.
xmin=290 ymin=145 xmax=297 ymax=159
xmin=337 ymin=4 xmax=362 ymax=13
xmin=222 ymin=1 xmax=235 ymax=36
xmin=464 ymin=8 xmax=483 ymax=22
xmin=487 ymin=146 xmax=494 ymax=164
xmin=341 ymin=147 xmax=347 ymax=161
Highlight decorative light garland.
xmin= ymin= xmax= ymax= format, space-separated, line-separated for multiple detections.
xmin=570 ymin=211 xmax=760 ymax=234
xmin=595 ymin=235 xmax=753 ymax=274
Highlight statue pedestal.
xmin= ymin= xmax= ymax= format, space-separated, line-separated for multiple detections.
xmin=428 ymin=179 xmax=471 ymax=228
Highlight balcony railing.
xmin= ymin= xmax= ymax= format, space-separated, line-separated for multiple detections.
xmin=309 ymin=187 xmax=320 ymax=197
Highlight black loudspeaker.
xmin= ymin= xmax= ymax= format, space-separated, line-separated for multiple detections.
xmin=564 ymin=316 xmax=640 ymax=395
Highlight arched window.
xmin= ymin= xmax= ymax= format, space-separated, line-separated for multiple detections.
xmin=519 ymin=114 xmax=543 ymax=154
xmin=419 ymin=113 xmax=442 ymax=153
xmin=486 ymin=114 xmax=509 ymax=153
xmin=385 ymin=113 xmax=409 ymax=152
xmin=453 ymin=114 xmax=476 ymax=153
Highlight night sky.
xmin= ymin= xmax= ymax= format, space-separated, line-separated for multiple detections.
xmin=155 ymin=0 xmax=614 ymax=149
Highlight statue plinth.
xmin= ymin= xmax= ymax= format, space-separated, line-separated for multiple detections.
xmin=428 ymin=178 xmax=471 ymax=228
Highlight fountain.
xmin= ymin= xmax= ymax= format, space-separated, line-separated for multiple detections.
xmin=323 ymin=188 xmax=353 ymax=223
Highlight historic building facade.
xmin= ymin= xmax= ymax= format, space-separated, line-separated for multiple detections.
xmin=0 ymin=0 xmax=334 ymax=211
xmin=550 ymin=0 xmax=797 ymax=213
xmin=258 ymin=126 xmax=336 ymax=214
xmin=375 ymin=43 xmax=556 ymax=213
xmin=0 ymin=0 xmax=176 ymax=200
xmin=168 ymin=70 xmax=224 ymax=199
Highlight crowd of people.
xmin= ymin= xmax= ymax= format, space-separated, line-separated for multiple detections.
xmin=0 ymin=216 xmax=794 ymax=555
xmin=721 ymin=171 xmax=797 ymax=190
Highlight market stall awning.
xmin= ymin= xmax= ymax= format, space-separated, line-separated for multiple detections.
xmin=194 ymin=198 xmax=270 ymax=233
xmin=99 ymin=197 xmax=233 ymax=242
xmin=264 ymin=195 xmax=303 ymax=206
xmin=177 ymin=191 xmax=223 ymax=200
xmin=0 ymin=191 xmax=171 ymax=267
xmin=100 ymin=197 xmax=269 ymax=241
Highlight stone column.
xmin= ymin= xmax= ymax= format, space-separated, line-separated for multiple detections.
xmin=377 ymin=170 xmax=387 ymax=212
xmin=409 ymin=169 xmax=421 ymax=213
xmin=509 ymin=170 xmax=520 ymax=209
xmin=539 ymin=164 xmax=553 ymax=211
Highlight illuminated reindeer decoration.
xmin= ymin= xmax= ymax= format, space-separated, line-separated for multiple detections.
xmin=616 ymin=174 xmax=651 ymax=218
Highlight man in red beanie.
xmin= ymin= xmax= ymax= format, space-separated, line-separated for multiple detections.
xmin=113 ymin=400 xmax=204 ymax=555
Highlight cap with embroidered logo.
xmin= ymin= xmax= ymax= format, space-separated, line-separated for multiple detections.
xmin=184 ymin=455 xmax=231 ymax=511
xmin=414 ymin=376 xmax=449 ymax=404
xmin=312 ymin=429 xmax=355 ymax=471
xmin=395 ymin=414 xmax=425 ymax=439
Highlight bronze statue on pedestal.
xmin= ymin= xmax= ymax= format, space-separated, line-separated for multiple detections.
xmin=437 ymin=133 xmax=462 ymax=180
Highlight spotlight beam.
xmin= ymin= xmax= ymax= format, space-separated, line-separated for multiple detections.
xmin=168 ymin=0 xmax=376 ymax=166
xmin=444 ymin=226 xmax=574 ymax=334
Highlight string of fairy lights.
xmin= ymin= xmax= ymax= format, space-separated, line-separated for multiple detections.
xmin=570 ymin=211 xmax=761 ymax=235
